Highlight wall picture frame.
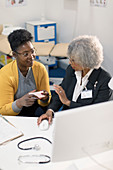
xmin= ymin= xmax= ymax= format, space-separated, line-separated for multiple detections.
xmin=90 ymin=0 xmax=107 ymax=7
xmin=6 ymin=0 xmax=27 ymax=7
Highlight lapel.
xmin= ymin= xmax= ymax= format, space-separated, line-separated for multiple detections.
xmin=76 ymin=68 xmax=102 ymax=103
xmin=66 ymin=67 xmax=77 ymax=99
xmin=86 ymin=68 xmax=101 ymax=90
xmin=68 ymin=67 xmax=102 ymax=101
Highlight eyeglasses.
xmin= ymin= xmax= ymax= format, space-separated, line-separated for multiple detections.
xmin=15 ymin=48 xmax=36 ymax=57
xmin=69 ymin=58 xmax=81 ymax=67
xmin=69 ymin=58 xmax=75 ymax=63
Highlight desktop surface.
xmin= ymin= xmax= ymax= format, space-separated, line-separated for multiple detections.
xmin=0 ymin=116 xmax=53 ymax=170
xmin=0 ymin=104 xmax=113 ymax=170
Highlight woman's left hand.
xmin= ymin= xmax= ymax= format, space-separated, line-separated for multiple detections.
xmin=40 ymin=90 xmax=50 ymax=100
xmin=53 ymin=84 xmax=70 ymax=106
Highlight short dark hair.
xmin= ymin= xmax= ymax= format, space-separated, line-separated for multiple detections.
xmin=8 ymin=29 xmax=33 ymax=52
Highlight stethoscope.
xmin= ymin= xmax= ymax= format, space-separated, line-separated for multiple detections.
xmin=17 ymin=137 xmax=52 ymax=164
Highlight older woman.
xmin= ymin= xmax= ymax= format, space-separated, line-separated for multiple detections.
xmin=0 ymin=29 xmax=51 ymax=116
xmin=38 ymin=35 xmax=112 ymax=124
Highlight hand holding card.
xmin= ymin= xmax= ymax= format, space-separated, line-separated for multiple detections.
xmin=29 ymin=91 xmax=46 ymax=99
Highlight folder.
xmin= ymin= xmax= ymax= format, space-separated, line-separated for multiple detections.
xmin=0 ymin=115 xmax=24 ymax=145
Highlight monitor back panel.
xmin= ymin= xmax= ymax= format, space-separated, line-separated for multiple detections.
xmin=51 ymin=101 xmax=113 ymax=162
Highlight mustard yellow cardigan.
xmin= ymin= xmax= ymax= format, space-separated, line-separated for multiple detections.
xmin=0 ymin=60 xmax=51 ymax=116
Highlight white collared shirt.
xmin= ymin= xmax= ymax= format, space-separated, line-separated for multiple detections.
xmin=72 ymin=69 xmax=93 ymax=102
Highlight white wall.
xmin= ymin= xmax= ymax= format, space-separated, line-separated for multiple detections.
xmin=0 ymin=0 xmax=113 ymax=75
xmin=0 ymin=0 xmax=45 ymax=27
xmin=45 ymin=0 xmax=78 ymax=43
xmin=75 ymin=0 xmax=113 ymax=75
xmin=45 ymin=0 xmax=113 ymax=75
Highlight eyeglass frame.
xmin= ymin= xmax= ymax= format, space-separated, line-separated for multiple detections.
xmin=14 ymin=47 xmax=36 ymax=57
xmin=69 ymin=58 xmax=75 ymax=63
xmin=69 ymin=58 xmax=83 ymax=68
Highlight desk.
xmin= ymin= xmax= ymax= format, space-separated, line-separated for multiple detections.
xmin=0 ymin=116 xmax=113 ymax=170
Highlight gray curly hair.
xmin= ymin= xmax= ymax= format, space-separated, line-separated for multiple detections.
xmin=67 ymin=35 xmax=104 ymax=69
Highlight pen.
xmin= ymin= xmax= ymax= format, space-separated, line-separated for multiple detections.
xmin=0 ymin=114 xmax=14 ymax=127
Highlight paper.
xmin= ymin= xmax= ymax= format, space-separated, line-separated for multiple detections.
xmin=29 ymin=91 xmax=45 ymax=99
xmin=0 ymin=115 xmax=23 ymax=145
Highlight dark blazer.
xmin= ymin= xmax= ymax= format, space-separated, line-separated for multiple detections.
xmin=48 ymin=65 xmax=112 ymax=112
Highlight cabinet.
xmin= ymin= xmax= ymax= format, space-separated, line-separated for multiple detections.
xmin=25 ymin=20 xmax=57 ymax=44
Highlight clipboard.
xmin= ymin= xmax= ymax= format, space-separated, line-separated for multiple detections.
xmin=0 ymin=115 xmax=24 ymax=145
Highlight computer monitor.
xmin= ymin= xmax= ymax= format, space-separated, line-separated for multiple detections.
xmin=51 ymin=100 xmax=113 ymax=162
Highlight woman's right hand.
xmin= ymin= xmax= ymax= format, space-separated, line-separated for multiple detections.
xmin=37 ymin=109 xmax=53 ymax=125
xmin=16 ymin=93 xmax=36 ymax=109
